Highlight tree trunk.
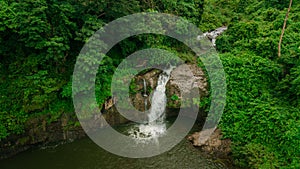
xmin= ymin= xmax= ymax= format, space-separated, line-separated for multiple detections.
xmin=278 ymin=0 xmax=293 ymax=58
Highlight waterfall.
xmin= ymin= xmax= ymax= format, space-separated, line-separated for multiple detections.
xmin=129 ymin=66 xmax=174 ymax=141
xmin=143 ymin=79 xmax=148 ymax=97
xmin=197 ymin=26 xmax=227 ymax=47
xmin=144 ymin=98 xmax=148 ymax=112
xmin=143 ymin=79 xmax=148 ymax=112
xmin=147 ymin=66 xmax=173 ymax=124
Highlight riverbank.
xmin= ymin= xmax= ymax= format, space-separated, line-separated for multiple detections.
xmin=0 ymin=114 xmax=85 ymax=160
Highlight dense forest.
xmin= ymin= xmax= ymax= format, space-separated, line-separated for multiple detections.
xmin=0 ymin=0 xmax=299 ymax=168
xmin=200 ymin=0 xmax=300 ymax=168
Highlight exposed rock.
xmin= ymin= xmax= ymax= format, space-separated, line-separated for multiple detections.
xmin=0 ymin=106 xmax=132 ymax=160
xmin=98 ymin=105 xmax=129 ymax=127
xmin=104 ymin=64 xmax=208 ymax=116
xmin=0 ymin=114 xmax=86 ymax=160
xmin=187 ymin=128 xmax=232 ymax=159
xmin=131 ymin=92 xmax=150 ymax=112
xmin=166 ymin=64 xmax=208 ymax=108
xmin=129 ymin=69 xmax=161 ymax=112
xmin=104 ymin=96 xmax=116 ymax=110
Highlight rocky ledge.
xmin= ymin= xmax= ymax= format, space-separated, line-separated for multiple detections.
xmin=188 ymin=128 xmax=233 ymax=166
xmin=0 ymin=114 xmax=85 ymax=160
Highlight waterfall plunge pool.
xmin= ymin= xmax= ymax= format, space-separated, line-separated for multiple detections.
xmin=0 ymin=118 xmax=229 ymax=169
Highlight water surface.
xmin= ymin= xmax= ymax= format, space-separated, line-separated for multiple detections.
xmin=0 ymin=121 xmax=228 ymax=169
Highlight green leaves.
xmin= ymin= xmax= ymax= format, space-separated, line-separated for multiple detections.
xmin=212 ymin=0 xmax=300 ymax=167
xmin=171 ymin=94 xmax=179 ymax=101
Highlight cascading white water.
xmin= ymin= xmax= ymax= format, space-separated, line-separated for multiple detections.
xmin=147 ymin=66 xmax=173 ymax=124
xmin=129 ymin=66 xmax=174 ymax=142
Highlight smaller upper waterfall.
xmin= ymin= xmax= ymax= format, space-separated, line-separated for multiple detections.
xmin=143 ymin=79 xmax=148 ymax=97
xmin=143 ymin=78 xmax=148 ymax=111
xmin=197 ymin=26 xmax=227 ymax=46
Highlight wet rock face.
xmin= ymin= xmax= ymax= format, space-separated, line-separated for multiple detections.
xmin=98 ymin=64 xmax=208 ymax=124
xmin=0 ymin=114 xmax=86 ymax=159
xmin=125 ymin=64 xmax=208 ymax=112
xmin=166 ymin=64 xmax=208 ymax=109
xmin=130 ymin=69 xmax=161 ymax=112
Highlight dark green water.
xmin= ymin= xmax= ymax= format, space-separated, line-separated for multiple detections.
xmin=0 ymin=121 xmax=228 ymax=169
